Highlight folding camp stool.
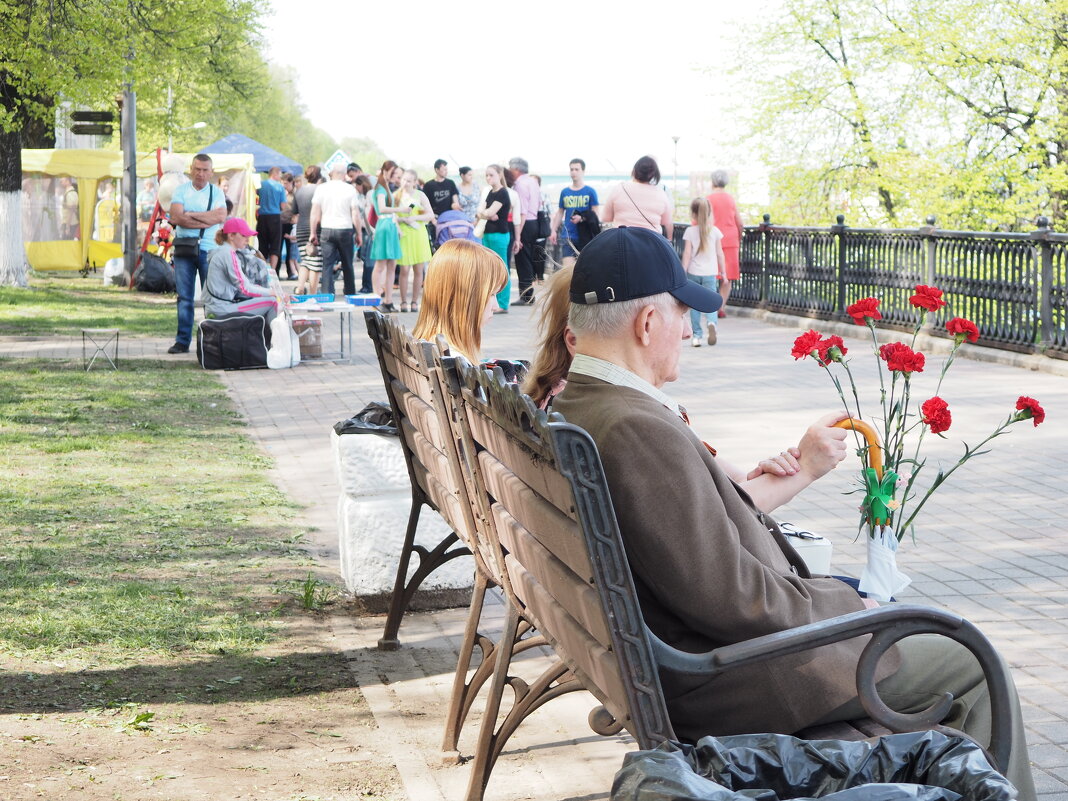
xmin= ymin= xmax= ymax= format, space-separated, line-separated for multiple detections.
xmin=82 ymin=328 xmax=119 ymax=371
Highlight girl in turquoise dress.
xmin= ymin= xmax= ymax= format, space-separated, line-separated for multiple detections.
xmin=395 ymin=169 xmax=434 ymax=313
xmin=370 ymin=161 xmax=404 ymax=313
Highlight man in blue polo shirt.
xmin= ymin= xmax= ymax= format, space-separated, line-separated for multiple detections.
xmin=257 ymin=166 xmax=288 ymax=278
xmin=167 ymin=153 xmax=227 ymax=354
xmin=549 ymin=158 xmax=600 ymax=268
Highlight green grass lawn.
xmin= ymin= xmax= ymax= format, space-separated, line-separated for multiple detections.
xmin=0 ymin=273 xmax=175 ymax=336
xmin=0 ymin=358 xmax=309 ymax=662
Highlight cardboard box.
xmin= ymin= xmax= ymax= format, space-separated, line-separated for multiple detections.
xmin=292 ymin=317 xmax=323 ymax=359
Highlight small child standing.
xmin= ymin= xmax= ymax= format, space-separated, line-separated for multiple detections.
xmin=682 ymin=197 xmax=726 ymax=346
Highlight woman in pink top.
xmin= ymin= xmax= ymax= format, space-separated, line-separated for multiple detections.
xmin=706 ymin=169 xmax=745 ymax=315
xmin=602 ymin=156 xmax=673 ymax=238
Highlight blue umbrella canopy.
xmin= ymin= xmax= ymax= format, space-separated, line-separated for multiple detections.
xmin=200 ymin=134 xmax=303 ymax=174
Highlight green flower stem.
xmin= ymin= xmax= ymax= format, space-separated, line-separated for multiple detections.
xmin=839 ymin=358 xmax=864 ymax=420
xmin=895 ymin=340 xmax=963 ymax=530
xmin=896 ymin=414 xmax=1016 ymax=536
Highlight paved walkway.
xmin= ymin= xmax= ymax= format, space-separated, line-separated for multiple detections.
xmin=5 ymin=300 xmax=1068 ymax=800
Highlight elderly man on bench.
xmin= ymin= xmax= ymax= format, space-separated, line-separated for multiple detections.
xmin=551 ymin=226 xmax=1035 ymax=800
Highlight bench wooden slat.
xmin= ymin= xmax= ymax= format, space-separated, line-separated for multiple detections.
xmin=479 ymin=452 xmax=593 ymax=581
xmin=463 ymin=406 xmax=577 ymax=519
xmin=495 ymin=515 xmax=609 ymax=647
xmin=504 ymin=557 xmax=632 ymax=731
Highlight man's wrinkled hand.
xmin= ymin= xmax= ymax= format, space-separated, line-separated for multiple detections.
xmin=797 ymin=411 xmax=850 ymax=479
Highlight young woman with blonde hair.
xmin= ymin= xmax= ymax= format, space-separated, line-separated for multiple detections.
xmin=412 ymin=239 xmax=506 ymax=363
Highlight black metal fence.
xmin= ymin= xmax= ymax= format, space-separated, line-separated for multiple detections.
xmin=672 ymin=216 xmax=1068 ymax=359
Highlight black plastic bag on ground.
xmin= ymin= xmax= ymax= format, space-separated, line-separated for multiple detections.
xmin=334 ymin=402 xmax=397 ymax=436
xmin=133 ymin=252 xmax=176 ymax=293
xmin=611 ymin=731 xmax=1016 ymax=801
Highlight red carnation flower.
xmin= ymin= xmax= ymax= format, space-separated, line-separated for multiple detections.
xmin=946 ymin=317 xmax=980 ymax=344
xmin=879 ymin=342 xmax=925 ymax=374
xmin=1015 ymin=396 xmax=1045 ymax=427
xmin=816 ymin=335 xmax=847 ymax=363
xmin=791 ymin=329 xmax=823 ymax=360
xmin=846 ymin=297 xmax=882 ymax=325
xmin=910 ymin=285 xmax=947 ymax=312
xmin=920 ymin=396 xmax=952 ymax=434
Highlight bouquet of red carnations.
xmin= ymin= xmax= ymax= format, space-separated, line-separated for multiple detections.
xmin=791 ymin=286 xmax=1045 ymax=599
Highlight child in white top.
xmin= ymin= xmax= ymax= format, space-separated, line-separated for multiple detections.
xmin=682 ymin=197 xmax=726 ymax=346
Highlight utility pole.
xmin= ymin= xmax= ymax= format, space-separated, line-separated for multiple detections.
xmin=120 ymin=85 xmax=137 ymax=280
xmin=671 ymin=136 xmax=680 ymax=215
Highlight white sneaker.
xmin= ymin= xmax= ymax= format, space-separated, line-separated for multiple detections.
xmin=691 ymin=338 xmax=702 ymax=347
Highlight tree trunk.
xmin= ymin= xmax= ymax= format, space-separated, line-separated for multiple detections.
xmin=0 ymin=71 xmax=29 ymax=288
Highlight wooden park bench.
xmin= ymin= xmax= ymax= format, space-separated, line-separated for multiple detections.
xmin=364 ymin=310 xmax=1014 ymax=801
xmin=437 ymin=353 xmax=1015 ymax=801
xmin=364 ymin=311 xmax=547 ymax=760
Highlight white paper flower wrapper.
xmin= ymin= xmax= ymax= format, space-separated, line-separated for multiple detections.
xmin=858 ymin=527 xmax=911 ymax=602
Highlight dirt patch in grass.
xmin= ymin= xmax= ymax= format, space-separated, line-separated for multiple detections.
xmin=0 ymin=611 xmax=403 ymax=801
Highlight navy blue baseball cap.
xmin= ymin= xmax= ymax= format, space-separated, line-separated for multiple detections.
xmin=570 ymin=227 xmax=723 ymax=313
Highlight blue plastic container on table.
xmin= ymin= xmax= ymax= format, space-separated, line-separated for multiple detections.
xmin=345 ymin=294 xmax=382 ymax=306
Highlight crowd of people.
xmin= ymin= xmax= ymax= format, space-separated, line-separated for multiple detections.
xmin=235 ymin=154 xmax=742 ymax=323
xmin=161 ymin=151 xmax=742 ymax=356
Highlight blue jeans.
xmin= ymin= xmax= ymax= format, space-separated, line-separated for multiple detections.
xmin=174 ymin=246 xmax=210 ymax=347
xmin=320 ymin=227 xmax=355 ymax=296
xmin=687 ymin=273 xmax=719 ymax=339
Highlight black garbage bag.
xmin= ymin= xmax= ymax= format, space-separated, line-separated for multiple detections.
xmin=611 ymin=731 xmax=1016 ymax=801
xmin=133 ymin=252 xmax=176 ymax=294
xmin=334 ymin=402 xmax=397 ymax=436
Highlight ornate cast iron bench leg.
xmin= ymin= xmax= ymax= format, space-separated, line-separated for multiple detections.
xmin=377 ymin=492 xmax=470 ymax=651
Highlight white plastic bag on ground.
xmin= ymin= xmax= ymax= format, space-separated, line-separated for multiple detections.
xmin=267 ymin=308 xmax=301 ymax=369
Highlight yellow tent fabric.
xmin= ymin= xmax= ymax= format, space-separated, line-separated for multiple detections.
xmin=21 ymin=149 xmax=257 ymax=272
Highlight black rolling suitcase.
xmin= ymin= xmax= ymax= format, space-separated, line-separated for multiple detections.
xmin=196 ymin=315 xmax=269 ymax=369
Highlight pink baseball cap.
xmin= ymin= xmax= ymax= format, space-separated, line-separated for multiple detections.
xmin=222 ymin=217 xmax=256 ymax=237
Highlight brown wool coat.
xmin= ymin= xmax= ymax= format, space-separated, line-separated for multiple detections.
xmin=553 ymin=373 xmax=898 ymax=740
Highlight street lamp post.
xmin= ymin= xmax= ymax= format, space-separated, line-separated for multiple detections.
xmin=671 ymin=136 xmax=680 ymax=214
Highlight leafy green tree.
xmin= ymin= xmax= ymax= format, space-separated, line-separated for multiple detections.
xmin=0 ymin=0 xmax=259 ymax=286
xmin=737 ymin=0 xmax=1068 ymax=230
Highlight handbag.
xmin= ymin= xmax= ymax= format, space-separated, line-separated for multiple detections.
xmin=172 ymin=237 xmax=200 ymax=258
xmin=536 ymin=210 xmax=550 ymax=240
xmin=473 ymin=218 xmax=487 ymax=238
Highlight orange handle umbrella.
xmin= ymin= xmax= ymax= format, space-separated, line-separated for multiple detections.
xmin=833 ymin=418 xmax=883 ymax=479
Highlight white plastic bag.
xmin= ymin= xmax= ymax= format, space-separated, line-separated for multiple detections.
xmin=267 ymin=308 xmax=301 ymax=369
xmin=858 ymin=527 xmax=911 ymax=602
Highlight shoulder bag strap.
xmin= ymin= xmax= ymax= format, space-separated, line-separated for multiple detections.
xmin=619 ymin=183 xmax=658 ymax=230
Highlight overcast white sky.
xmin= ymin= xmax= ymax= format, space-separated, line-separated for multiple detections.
xmin=264 ymin=0 xmax=756 ymax=178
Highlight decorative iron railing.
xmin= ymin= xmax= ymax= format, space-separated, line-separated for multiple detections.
xmin=672 ymin=215 xmax=1068 ymax=359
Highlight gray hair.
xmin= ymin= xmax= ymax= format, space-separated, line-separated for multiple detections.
xmin=568 ymin=292 xmax=676 ymax=339
xmin=329 ymin=164 xmax=346 ymax=179
xmin=710 ymin=169 xmax=729 ymax=188
xmin=508 ymin=157 xmax=529 ymax=174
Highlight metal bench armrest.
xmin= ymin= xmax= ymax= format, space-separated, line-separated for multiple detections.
xmin=647 ymin=603 xmax=1012 ymax=771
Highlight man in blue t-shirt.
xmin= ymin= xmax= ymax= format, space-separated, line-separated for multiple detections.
xmin=168 ymin=153 xmax=227 ymax=354
xmin=549 ymin=158 xmax=600 ymax=268
xmin=257 ymin=166 xmax=289 ymax=277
